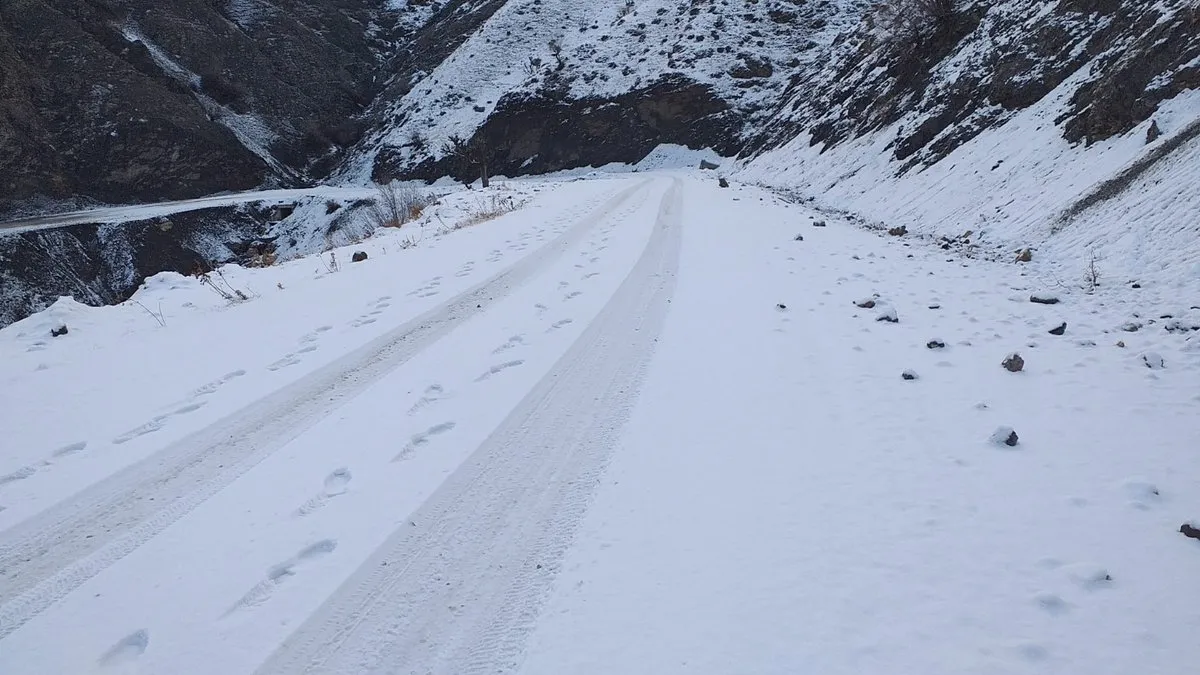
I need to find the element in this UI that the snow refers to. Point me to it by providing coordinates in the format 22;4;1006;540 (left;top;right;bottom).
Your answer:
1;173;1198;674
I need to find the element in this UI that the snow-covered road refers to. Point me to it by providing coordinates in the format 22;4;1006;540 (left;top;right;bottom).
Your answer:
0;186;380;234
0;174;1196;674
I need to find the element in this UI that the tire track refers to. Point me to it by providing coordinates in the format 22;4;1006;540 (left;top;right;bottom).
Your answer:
0;179;654;640
254;178;683;675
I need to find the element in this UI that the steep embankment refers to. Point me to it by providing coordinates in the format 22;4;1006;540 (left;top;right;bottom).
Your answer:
740;0;1200;293
0;0;403;215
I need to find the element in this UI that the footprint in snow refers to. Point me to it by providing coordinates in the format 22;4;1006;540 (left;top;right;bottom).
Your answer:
493;335;526;354
564;291;583;301
547;319;574;333
52;440;88;458
188;369;246;398
393;422;458;462
97;629;149;668
408;384;447;416
475;360;524;382
267;354;302;371
225;540;337;615
295;468;353;517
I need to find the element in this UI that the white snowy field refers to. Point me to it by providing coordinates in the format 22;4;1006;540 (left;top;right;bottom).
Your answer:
0;173;1197;674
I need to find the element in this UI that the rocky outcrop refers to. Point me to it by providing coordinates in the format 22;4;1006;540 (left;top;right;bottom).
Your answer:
0;0;402;215
0;207;270;327
749;0;1200;169
376;75;739;183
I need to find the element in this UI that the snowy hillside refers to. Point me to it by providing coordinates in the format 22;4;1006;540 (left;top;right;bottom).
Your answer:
350;0;866;181
740;0;1200;301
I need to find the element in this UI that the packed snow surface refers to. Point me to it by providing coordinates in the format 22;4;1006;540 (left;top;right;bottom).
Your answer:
0;173;1197;674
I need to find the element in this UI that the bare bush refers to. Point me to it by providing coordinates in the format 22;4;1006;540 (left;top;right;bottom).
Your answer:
1084;249;1102;292
873;0;956;57
443;134;491;188
198;269;249;303
440;194;518;234
368;181;429;229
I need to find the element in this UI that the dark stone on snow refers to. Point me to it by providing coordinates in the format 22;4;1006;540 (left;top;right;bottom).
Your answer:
812;220;826;227
901;369;919;380
699;159;720;170
855;298;876;309
1030;294;1060;305
1016;248;1033;262
718;177;730;188
1002;353;1025;372
351;250;369;263
1049;322;1067;335
776;303;787;311
50;324;68;337
1181;523;1200;540
887;225;908;237
926;339;946;349
794;234;804;241
1147;119;1162;143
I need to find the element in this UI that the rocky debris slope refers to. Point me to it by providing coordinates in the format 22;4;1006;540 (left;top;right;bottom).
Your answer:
0;0;410;215
739;0;1200;296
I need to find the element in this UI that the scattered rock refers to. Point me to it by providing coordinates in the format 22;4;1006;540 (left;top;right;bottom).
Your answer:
1131;282;1142;289
1141;352;1165;369
351;251;369;263
1181;523;1200;540
1030;293;1060;305
812;220;826;227
926;339;946;350
1146;119;1162;143
1116;340;1126;348
793;234;804;241
928;303;941;310
887;225;907;237
1015;248;1033;263
854;297;877;309
50;324;68;337
1048;322;1067;336
1002;353;1025;372
1120;321;1141;332
901;369;919;380
718;177;729;188
990;426;1019;447
775;303;788;311
875;306;899;323
699;159;720;170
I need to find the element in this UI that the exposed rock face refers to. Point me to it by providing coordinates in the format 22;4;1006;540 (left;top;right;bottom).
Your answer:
749;0;1200;170
0;0;402;215
376;75;738;184
0;207;270;327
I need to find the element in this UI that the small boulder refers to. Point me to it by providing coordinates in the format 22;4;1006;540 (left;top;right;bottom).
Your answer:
875;306;899;323
1146;119;1162;143
901;369;919;381
794;234;804;241
351;251;369;263
990;426;1019;447
776;303;788;311
855;297;877;309
1015;248;1033;263
1002;353;1025;372
1141;352;1165;369
50;324;68;337
887;225;907;237
926;339;946;350
1181;522;1200;540
812;220;826;227
718;177;729;188
1048;322;1067;336
1116;340;1126;348
1030;293;1060;305
699;159;720;170
1120;321;1141;332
